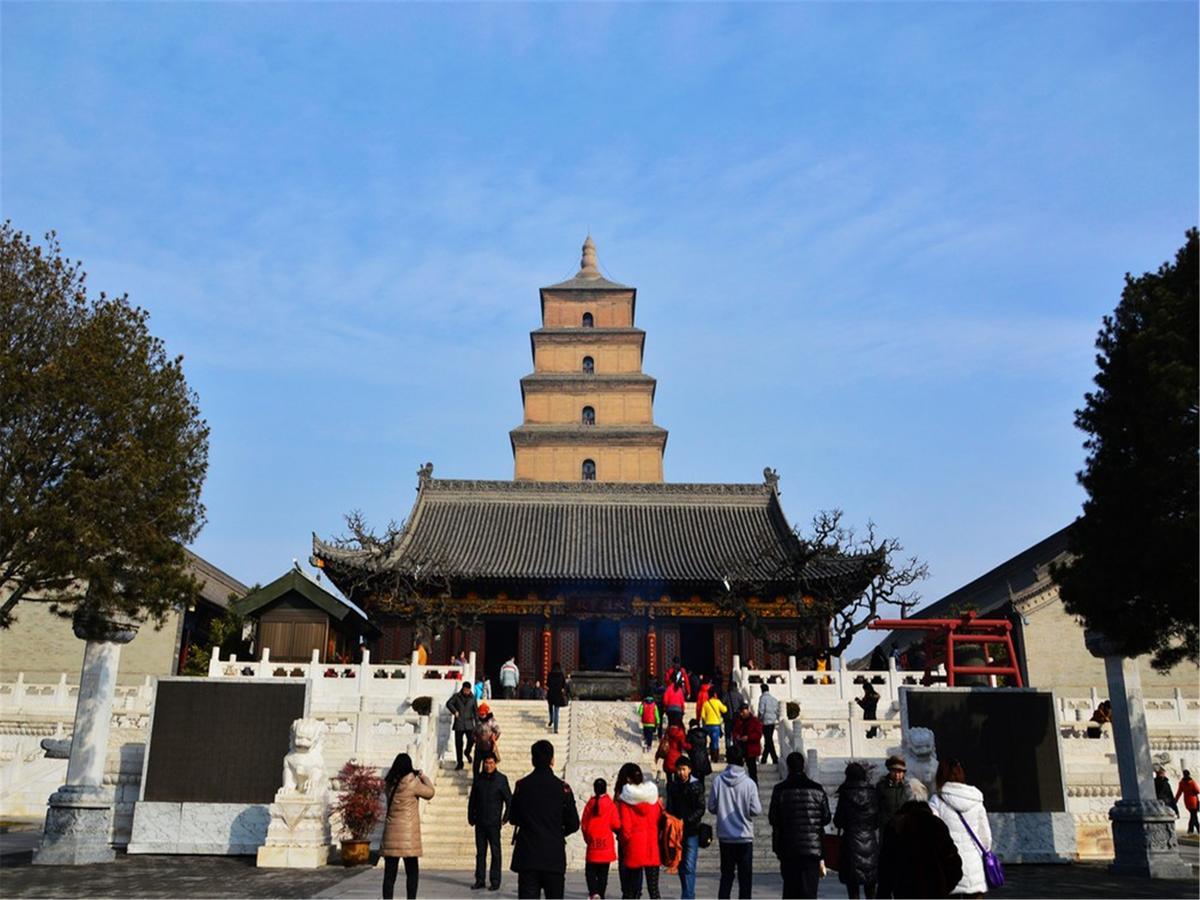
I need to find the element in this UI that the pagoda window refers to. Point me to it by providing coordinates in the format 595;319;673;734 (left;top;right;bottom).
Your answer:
582;312;594;328
582;405;596;425
582;356;594;374
582;459;596;480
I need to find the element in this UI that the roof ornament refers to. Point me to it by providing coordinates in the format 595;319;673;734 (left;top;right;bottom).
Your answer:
417;461;434;485
763;467;780;492
579;234;601;280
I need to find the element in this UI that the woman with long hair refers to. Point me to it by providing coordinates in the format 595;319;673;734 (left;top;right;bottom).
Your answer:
929;758;992;898
379;752;435;899
546;660;567;733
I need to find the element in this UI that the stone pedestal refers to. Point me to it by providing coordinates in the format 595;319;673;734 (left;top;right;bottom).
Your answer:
256;795;331;868
34;611;137;866
1085;631;1191;879
1108;799;1187;878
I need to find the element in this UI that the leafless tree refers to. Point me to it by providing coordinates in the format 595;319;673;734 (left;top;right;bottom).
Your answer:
808;510;928;658
714;509;927;660
325;510;474;644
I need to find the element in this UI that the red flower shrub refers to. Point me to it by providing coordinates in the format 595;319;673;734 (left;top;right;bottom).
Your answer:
332;761;385;840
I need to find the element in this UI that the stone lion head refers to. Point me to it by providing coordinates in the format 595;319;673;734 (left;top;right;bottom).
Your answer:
907;726;935;756
290;718;325;752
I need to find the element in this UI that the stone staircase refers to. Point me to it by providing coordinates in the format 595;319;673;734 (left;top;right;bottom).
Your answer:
420;700;570;869
693;757;785;873
418;700;842;875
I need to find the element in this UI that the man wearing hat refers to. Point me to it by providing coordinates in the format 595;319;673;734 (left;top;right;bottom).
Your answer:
876;755;908;830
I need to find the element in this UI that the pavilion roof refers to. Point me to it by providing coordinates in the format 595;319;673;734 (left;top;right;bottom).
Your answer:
312;473;880;597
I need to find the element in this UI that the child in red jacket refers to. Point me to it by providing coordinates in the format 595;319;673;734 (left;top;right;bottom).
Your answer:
617;768;663;899
581;778;621;899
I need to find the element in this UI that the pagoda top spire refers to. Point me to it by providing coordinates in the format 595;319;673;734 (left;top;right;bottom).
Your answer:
578;234;601;279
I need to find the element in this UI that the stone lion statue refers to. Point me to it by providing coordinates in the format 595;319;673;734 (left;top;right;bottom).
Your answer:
281;718;326;796
902;726;938;795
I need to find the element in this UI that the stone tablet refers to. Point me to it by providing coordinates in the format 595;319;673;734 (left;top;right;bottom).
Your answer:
142;680;307;804
903;687;1066;813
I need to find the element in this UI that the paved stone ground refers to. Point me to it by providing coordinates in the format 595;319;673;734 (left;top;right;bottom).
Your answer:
313;858;1199;899
2;822;1196;899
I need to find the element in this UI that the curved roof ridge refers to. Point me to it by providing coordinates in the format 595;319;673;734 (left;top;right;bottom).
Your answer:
423;477;774;497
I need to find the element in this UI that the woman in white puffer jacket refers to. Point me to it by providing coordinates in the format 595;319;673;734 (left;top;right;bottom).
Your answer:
929;759;992;897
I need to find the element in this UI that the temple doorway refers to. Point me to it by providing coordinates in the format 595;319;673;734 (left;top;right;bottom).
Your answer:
579;620;620;671
679;622;715;681
484;620;518;690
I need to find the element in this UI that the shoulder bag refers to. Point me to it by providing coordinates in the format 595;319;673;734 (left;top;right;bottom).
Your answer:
953;808;1005;889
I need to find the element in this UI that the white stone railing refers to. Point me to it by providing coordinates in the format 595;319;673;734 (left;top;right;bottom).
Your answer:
0;673;155;717
0;666;452;844
732;653;926;710
206;647;476;700
1055;688;1199;728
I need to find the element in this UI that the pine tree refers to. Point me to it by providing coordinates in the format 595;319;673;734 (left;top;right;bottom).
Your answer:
1051;229;1198;670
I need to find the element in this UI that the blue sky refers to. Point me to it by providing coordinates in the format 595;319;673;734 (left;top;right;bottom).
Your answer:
4;2;1196;658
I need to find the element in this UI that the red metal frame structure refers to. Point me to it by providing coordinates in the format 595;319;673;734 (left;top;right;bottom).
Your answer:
868;611;1024;687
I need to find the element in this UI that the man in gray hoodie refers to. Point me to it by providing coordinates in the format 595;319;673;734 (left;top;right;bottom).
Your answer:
707;744;762;899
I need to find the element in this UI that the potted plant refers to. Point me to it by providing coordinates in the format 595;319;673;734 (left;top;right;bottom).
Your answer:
332;760;385;866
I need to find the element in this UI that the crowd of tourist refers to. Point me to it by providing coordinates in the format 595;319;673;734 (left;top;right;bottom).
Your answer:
372;658;1000;900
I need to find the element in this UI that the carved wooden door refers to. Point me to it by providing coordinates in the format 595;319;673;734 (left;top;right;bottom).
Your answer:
517;622;540;682
713;625;735;680
659;625;680;678
619;623;643;678
556;623;579;674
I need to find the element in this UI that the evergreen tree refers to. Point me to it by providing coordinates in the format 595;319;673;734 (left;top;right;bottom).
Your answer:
1051;229;1198;670
0;223;209;627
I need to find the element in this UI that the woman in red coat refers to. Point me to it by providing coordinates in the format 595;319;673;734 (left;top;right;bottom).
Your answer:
1176;769;1200;835
731;704;764;782
663;717;691;778
581;777;621;898
616;768;663;899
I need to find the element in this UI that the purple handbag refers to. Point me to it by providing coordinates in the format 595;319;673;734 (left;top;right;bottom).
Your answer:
955;809;1005;889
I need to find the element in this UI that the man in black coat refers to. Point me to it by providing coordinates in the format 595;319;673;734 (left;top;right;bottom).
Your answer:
876;800;963;898
666;757;706;899
468;752;512;891
768;752;831;899
509;739;580;899
447;683;479;770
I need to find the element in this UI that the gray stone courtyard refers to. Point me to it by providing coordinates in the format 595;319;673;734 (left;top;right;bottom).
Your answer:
3;823;1197;900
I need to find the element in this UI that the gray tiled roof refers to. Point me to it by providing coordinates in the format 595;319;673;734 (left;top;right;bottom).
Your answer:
313;478;877;590
183;548;249;609
541;273;632;291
